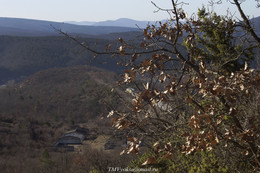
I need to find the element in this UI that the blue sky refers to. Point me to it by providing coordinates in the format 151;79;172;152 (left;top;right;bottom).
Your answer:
0;0;259;22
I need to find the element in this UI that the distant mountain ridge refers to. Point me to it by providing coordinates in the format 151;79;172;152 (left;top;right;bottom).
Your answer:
1;16;259;37
0;17;139;36
65;18;166;28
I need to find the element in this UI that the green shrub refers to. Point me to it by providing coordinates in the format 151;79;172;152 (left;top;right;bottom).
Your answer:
130;150;230;173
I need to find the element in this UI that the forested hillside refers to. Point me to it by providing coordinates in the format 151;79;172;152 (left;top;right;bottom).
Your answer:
0;65;119;122
0;36;126;84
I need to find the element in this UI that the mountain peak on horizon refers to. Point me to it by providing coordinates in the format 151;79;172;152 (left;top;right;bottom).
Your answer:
65;18;166;28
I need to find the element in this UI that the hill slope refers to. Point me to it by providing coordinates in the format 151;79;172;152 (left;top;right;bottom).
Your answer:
0;65;118;121
0;36;129;84
0;65;122;171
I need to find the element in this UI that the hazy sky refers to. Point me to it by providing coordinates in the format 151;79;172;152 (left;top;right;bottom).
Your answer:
0;0;259;22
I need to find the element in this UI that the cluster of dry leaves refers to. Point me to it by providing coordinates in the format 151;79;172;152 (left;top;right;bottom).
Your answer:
106;0;260;170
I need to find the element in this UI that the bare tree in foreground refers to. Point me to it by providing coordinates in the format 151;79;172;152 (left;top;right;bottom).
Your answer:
61;0;260;171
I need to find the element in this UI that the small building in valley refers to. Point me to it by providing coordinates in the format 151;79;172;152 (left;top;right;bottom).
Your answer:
54;136;82;147
53;126;89;152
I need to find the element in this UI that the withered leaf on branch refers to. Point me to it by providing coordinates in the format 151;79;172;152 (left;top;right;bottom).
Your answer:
131;53;138;62
142;157;157;166
105;44;111;51
118;37;124;43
